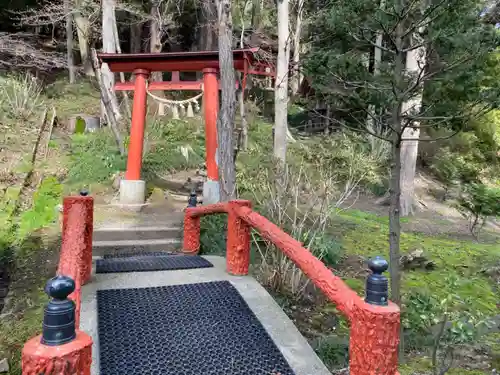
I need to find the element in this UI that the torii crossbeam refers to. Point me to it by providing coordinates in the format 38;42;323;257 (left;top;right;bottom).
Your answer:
98;49;273;207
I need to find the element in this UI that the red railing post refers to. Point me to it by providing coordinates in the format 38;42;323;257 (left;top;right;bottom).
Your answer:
226;200;252;275
349;257;400;375
183;208;201;254
22;332;92;375
348;303;400;375
22;275;92;375
61;192;93;285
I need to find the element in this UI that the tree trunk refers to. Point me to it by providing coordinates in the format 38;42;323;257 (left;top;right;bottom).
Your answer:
91;49;125;155
290;0;304;98
239;83;248;150
251;0;261;29
112;14;131;119
101;0;121;121
399;42;426;217
130;23;143;53
366;0;384;130
74;8;93;76
216;0;237;201
390;16;405;359
65;0;75;84
150;1;164;114
274;0;291;164
238;5;248;150
199;0;218;50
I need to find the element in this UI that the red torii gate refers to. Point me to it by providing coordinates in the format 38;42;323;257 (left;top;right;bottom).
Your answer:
98;49;273;207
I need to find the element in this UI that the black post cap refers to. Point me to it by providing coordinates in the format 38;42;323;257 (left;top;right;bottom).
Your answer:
365;256;389;306
187;191;198;208
79;189;89;196
41;275;77;346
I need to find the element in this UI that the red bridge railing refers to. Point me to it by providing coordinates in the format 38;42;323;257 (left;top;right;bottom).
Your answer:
20;195;399;375
184;199;400;375
22;193;94;375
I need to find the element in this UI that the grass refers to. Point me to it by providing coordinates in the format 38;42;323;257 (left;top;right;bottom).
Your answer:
0;289;48;375
1;76;499;374
399;357;492;375
337;209;499;315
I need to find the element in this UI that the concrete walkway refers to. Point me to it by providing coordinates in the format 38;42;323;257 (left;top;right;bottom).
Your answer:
80;255;331;375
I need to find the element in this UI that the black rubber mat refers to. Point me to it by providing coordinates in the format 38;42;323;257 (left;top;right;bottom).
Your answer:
95;254;213;273
102;251;177;259
97;281;295;375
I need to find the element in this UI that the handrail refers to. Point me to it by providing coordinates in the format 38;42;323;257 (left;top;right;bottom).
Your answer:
21;193;93;375
57;195;94;327
236;204;361;316
184;200;400;375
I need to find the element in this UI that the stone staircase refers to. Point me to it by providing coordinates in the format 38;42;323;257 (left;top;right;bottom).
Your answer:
92;223;183;257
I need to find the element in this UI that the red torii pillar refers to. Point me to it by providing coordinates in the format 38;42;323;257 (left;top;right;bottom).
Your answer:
202;68;220;204
98;49;271;207
121;68;221;205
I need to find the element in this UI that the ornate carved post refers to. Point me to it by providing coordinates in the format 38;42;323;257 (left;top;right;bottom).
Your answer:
183;208;201;254
226;200;252;275
349;257;400;375
61;193;93;285
22;276;92;375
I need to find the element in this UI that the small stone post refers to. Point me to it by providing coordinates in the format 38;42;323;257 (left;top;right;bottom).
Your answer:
226;200;252;275
348;256;400;375
22;276;92;375
187;191;198;208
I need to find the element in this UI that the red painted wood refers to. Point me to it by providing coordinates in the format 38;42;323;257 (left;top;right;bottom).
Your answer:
182;203;227;254
116;81;203;91
59;196;94;328
114;80;240;92
98;49;260;73
182;212;201;254
226;201;252;275
22;331;92;375
183;202;401;375
126;69;149;180
203;68;219;181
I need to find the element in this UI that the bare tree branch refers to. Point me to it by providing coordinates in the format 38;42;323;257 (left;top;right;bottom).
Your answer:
0;32;66;70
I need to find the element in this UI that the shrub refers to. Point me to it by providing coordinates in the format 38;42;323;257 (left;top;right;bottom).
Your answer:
0;73;44;120
249;164;347;299
402;276;494;375
142;118;205;179
457;183;500;238
66;132;126;186
17;176;62;240
313;335;350;370
298;133;386;191
430;147;483;187
199;214;227;255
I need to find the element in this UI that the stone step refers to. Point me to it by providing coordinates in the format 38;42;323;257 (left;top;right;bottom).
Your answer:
92;238;182;257
93;226;182;242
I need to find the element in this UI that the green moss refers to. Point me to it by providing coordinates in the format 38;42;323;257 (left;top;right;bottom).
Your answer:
17;177;62;241
339;212;500;316
0;288;47;375
0;187;21;227
399;357;491;375
337;209;409;225
344;278;364;295
66;132;126;186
